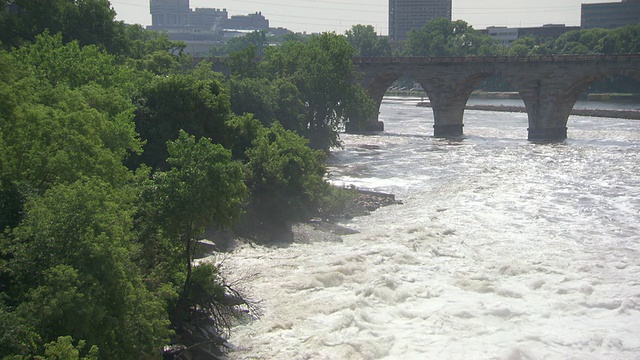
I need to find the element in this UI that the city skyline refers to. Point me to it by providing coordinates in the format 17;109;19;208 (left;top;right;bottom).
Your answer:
111;0;615;35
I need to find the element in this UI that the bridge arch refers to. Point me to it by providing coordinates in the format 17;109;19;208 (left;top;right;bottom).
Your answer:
499;62;640;140
354;59;495;136
414;71;492;137
354;55;640;141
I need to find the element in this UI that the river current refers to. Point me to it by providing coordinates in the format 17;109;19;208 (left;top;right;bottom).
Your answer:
222;97;640;359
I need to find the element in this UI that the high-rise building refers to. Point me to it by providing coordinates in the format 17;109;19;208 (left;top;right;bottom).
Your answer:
581;0;640;29
389;0;452;41
150;0;190;29
148;0;268;32
148;0;273;56
189;8;228;31
226;12;269;31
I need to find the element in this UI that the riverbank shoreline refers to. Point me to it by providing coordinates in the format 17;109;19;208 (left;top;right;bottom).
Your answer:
417;102;640;120
198;188;402;254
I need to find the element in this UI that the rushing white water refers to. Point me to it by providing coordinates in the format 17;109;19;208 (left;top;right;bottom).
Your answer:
221;97;640;359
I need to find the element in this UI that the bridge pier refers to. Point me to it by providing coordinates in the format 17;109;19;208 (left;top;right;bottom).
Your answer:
419;74;487;139
528;127;568;141
514;74;598;142
434;124;464;137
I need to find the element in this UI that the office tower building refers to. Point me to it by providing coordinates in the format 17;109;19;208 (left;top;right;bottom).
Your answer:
581;0;640;29
389;0;452;41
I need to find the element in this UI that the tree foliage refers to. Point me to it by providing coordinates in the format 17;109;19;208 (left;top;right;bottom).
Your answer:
142;131;247;343
404;19;500;56
0;4;370;358
131;63;231;169
4;178;170;359
502;24;640;56
0;0;116;50
345;24;391;57
0;33;140;192
245;122;328;225
260;32;376;149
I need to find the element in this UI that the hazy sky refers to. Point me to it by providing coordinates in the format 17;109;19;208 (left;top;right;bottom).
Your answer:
111;0;608;35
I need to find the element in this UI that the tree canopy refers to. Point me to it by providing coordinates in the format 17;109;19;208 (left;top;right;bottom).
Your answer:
226;32;376;150
345;24;391;57
0;5;355;358
403;19;501;56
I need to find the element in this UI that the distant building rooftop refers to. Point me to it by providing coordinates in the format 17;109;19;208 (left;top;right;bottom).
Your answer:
480;24;580;46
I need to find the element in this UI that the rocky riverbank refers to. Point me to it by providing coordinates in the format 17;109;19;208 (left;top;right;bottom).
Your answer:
199;189;402;253
417;102;640;120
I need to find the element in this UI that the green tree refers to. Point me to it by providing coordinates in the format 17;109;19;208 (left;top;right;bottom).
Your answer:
245;122;327;226
112;23;185;60
227;44;262;78
404;19;500;56
224;113;265;161
261;32;375;149
11;32;133;90
599;24;640;54
270;77;307;134
0;37;141;191
229;76;276;125
131;64;231;170
41;336;98;360
0;0;118;51
345;24;391;57
210;30;268;57
4;179;170;359
148;131;247;324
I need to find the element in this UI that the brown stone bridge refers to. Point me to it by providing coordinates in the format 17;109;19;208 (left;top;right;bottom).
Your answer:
353;55;640;140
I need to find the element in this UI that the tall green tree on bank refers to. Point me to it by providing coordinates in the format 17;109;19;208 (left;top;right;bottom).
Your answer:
145;131;247;323
260;32;376;149
244;123;327;227
225;32;375;150
0;33;169;358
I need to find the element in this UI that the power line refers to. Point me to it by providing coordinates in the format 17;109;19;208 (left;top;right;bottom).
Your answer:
110;0;582;33
111;0;580;14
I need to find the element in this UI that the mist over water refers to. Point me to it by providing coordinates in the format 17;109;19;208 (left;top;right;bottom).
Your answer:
222;97;640;359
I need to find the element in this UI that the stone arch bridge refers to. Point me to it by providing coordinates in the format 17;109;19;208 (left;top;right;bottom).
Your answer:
353;55;640;140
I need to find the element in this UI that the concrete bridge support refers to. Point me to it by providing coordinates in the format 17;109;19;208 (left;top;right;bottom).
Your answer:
506;67;604;141
417;73;488;138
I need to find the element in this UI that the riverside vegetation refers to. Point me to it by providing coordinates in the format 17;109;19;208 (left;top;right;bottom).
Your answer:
1;2;640;359
0;1;375;359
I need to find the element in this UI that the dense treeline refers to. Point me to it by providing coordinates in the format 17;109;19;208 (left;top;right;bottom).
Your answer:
0;1;366;359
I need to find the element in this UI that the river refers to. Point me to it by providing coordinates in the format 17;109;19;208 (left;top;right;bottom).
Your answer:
221;96;640;359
